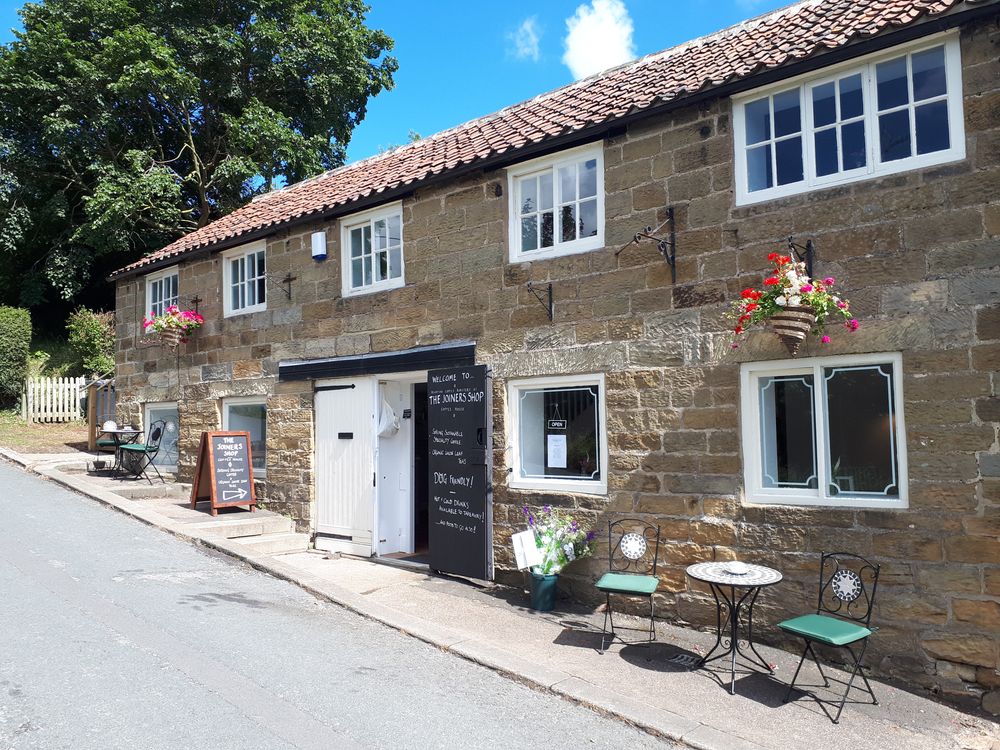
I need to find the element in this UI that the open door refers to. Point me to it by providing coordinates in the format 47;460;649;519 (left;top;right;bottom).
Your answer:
377;381;413;555
315;378;376;556
427;365;493;580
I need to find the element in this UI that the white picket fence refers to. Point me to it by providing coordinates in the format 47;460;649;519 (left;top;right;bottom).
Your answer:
21;376;87;423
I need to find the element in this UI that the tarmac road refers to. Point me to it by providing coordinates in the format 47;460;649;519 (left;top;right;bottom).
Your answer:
0;460;675;749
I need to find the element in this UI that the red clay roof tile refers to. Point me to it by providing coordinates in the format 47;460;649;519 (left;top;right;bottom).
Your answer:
112;0;966;277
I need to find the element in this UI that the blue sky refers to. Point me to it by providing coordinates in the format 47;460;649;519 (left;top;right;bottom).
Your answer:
0;0;790;163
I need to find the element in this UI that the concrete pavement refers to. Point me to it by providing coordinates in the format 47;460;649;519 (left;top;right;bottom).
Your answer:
3;448;998;750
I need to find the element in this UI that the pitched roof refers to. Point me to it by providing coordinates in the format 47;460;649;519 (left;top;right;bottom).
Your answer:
112;0;968;278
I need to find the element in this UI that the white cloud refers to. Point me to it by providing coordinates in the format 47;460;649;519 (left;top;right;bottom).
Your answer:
509;17;541;62
562;0;636;80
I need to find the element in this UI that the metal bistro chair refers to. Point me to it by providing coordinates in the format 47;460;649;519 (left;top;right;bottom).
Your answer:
118;420;166;484
779;552;881;724
595;519;661;653
92;414;118;470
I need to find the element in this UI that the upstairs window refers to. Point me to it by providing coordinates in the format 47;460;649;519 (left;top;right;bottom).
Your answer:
145;268;179;319
740;353;908;509
507;143;604;262
340;202;404;297
734;34;963;205
223;241;266;317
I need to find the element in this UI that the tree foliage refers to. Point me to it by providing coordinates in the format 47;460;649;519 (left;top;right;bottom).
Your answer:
66;307;116;377
0;0;396;311
0;306;31;407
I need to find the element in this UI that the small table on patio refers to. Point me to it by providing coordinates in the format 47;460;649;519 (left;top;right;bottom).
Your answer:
686;561;783;695
98;427;143;477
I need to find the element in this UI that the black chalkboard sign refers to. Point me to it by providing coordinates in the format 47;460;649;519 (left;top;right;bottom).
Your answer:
190;431;258;516
427;365;492;580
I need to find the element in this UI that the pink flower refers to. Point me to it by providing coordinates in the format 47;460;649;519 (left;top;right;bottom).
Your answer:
837;301;847;309
731;343;740;349
801;284;813;293
847;319;860;331
823;277;835;286
821;335;831;344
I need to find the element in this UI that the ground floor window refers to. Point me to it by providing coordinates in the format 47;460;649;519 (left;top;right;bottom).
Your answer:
223;398;267;475
143;402;179;470
507;374;606;495
740;353;907;508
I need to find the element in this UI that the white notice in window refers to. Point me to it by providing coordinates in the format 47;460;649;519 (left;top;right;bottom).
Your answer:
547;434;567;469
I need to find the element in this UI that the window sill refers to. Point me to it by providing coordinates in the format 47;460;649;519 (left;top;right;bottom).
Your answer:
342;277;406;298
510;477;607;496
744;493;907;510
510;235;604;264
223;304;267;319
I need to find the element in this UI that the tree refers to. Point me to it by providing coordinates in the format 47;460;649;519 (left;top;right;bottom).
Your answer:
0;0;397;315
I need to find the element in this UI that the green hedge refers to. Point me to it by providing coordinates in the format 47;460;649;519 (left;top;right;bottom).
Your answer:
0;307;31;408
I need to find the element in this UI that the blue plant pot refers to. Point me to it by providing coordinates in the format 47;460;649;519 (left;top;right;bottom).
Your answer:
529;570;559;612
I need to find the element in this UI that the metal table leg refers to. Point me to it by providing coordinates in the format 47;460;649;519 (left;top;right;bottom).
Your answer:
697;583;774;694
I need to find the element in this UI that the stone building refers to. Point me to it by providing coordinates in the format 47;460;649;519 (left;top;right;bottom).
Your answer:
112;0;1000;712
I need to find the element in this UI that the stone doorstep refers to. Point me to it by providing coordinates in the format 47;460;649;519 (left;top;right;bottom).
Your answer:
231;532;311;556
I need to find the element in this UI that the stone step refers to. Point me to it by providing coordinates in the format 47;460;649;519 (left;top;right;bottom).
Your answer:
189;515;294;539
231;532;311;556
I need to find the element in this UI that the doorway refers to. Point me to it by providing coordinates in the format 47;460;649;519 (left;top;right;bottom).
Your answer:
375;375;430;565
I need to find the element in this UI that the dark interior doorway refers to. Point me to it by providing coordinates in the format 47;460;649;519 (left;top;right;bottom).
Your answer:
413;382;430;553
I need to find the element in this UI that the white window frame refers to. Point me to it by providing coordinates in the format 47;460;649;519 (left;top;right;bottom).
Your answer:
144;267;179;320
507;373;607;495
143;401;179;472
740;352;908;509
222;396;267;477
733;31;964;206
339;201;405;298
506;142;605;263
222;240;267;317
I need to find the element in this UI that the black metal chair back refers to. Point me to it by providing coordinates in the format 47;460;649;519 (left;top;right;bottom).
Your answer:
608;519;660;576
144;419;166;456
816;552;880;626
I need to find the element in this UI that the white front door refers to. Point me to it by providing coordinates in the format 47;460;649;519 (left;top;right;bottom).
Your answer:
377;381;413;555
315;378;376;556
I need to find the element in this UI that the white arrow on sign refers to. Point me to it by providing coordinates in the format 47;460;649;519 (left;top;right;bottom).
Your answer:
222;487;248;501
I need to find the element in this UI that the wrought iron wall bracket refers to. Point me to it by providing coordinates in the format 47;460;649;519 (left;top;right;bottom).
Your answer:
266;273;296;300
787;237;815;279
616;206;677;283
526;281;553;321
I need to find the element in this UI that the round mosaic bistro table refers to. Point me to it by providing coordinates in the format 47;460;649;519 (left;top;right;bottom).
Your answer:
686;561;783;694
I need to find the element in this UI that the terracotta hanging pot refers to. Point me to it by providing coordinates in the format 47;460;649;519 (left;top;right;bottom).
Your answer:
158;327;184;348
770;305;816;356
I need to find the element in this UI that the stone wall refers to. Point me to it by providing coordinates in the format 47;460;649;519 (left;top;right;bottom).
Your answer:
115;18;1000;711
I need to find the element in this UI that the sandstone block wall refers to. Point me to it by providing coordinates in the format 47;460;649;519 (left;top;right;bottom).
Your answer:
115;18;1000;710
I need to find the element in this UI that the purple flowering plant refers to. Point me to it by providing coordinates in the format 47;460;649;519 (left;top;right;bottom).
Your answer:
522;505;595;575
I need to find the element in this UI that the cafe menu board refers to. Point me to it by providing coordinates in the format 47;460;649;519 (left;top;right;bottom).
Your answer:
190;431;257;516
427;365;492;580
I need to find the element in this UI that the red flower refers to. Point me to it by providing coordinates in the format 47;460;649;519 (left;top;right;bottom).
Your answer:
739;314;751;324
779;255;791;264
764;277;779;285
767;252;780;262
745;302;758;311
734;325;744;334
740;288;757;299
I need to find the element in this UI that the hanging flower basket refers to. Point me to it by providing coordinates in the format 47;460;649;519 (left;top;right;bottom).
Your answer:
770;305;817;356
730;250;859;355
157;327;185;348
142;305;204;348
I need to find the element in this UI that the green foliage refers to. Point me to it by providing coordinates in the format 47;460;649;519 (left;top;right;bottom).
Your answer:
0;0;397;307
28;337;82;378
0;306;31;407
66;308;115;377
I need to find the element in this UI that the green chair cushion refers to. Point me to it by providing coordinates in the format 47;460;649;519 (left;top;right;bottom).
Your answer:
778;613;871;646
119;443;150;453
596;572;659;596
96;438;116;447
